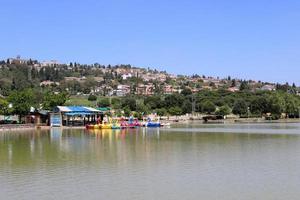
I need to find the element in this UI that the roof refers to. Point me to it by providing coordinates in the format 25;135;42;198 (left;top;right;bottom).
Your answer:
97;107;111;111
55;106;101;115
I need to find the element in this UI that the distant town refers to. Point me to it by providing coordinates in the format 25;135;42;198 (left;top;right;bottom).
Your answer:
1;56;300;124
0;56;298;97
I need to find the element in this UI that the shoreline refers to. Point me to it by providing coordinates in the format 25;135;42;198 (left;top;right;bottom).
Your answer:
1;118;300;132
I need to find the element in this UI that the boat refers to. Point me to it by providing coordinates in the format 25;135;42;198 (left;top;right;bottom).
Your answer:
86;124;101;129
161;122;171;127
111;123;121;129
85;123;112;129
101;123;112;129
144;121;161;127
120;118;141;129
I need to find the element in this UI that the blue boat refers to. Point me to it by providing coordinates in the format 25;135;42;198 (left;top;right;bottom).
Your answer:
145;122;161;127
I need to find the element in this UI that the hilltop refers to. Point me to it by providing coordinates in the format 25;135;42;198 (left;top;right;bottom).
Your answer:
0;56;298;97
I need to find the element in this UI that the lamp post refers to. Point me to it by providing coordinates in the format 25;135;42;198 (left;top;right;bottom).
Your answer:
247;106;250;119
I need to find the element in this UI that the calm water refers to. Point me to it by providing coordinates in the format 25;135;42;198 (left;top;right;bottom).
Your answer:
1;123;300;200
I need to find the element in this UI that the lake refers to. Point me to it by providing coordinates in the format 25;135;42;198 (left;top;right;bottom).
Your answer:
1;123;300;200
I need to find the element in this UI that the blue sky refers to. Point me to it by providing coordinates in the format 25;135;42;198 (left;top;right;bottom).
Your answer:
1;0;300;84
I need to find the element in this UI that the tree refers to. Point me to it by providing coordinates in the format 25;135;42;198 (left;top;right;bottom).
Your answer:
215;105;231;116
267;93;285;116
42;92;68;110
165;94;184;108
0;98;10;115
8;89;35;122
155;108;167;116
231;79;236;87
181;87;192;96
136;102;150;115
98;98;110;107
240;81;250;91
284;94;298;117
121;97;136;111
111;98;121;109
250;96;268;115
181;100;192;114
201;101;216;114
168;106;182;116
232;99;248;116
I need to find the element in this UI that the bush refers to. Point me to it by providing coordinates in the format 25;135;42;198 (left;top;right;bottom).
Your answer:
88;94;97;101
97;98;110;107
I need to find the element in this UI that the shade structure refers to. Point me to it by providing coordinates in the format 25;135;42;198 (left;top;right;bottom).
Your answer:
53;106;102;126
55;106;101;115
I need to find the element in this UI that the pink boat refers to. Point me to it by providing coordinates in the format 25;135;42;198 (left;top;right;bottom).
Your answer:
120;119;141;128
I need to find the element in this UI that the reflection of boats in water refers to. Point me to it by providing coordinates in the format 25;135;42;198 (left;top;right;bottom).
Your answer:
86;115;171;130
86;117;142;130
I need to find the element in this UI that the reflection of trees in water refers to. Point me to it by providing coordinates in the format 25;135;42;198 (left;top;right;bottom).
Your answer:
0;127;298;170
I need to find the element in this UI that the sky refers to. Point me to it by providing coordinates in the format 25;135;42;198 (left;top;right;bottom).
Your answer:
1;0;300;84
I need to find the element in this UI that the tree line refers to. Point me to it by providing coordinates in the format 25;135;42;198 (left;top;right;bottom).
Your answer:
93;88;300;119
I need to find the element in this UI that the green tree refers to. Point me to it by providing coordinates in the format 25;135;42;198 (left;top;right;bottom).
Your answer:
42;92;68;110
181;87;192;96
201;101;216;114
111;98;121;109
155;108;167;116
215;105;231;116
181;100;192;114
240;81;250;91
121;97;136;111
168;106;182;116
284;94;298;117
232;99;248;115
250;96;268;115
0;98;10;115
267;93;285;116
8;89;35;122
165;94;184;108
98;98;110;107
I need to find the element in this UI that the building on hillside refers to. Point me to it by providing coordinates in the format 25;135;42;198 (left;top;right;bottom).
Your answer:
41;60;59;67
136;84;154;96
94;77;104;83
201;86;214;91
40;80;60;87
110;85;131;96
116;85;131;96
122;73;133;80
228;87;240;92
64;76;87;83
164;85;173;94
8;56;28;65
260;84;276;91
191;88;201;93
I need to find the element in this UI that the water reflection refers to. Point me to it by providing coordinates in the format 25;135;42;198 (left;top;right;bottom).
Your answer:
1;124;300;200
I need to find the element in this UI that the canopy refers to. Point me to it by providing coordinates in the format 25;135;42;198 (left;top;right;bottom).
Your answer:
97;107;111;111
55;106;101;116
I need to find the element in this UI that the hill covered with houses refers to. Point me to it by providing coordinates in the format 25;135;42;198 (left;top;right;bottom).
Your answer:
1;56;300;121
0;56;298;97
